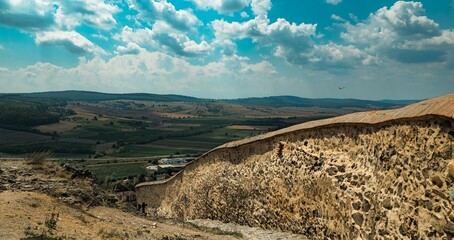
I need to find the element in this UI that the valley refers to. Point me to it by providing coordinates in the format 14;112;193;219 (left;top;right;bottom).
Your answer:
0;91;410;183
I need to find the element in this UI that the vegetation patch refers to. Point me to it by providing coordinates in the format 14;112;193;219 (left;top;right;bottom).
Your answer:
26;150;53;165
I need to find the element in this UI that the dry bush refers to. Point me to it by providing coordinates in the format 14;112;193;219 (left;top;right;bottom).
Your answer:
26;150;53;165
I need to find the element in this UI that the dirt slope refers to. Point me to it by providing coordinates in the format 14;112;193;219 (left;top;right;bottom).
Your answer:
0;161;239;240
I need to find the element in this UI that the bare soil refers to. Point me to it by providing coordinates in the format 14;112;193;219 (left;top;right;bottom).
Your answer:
0;161;239;240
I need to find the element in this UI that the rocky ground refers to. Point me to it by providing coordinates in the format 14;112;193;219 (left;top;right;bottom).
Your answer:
0;160;249;239
0;161;117;208
188;219;306;240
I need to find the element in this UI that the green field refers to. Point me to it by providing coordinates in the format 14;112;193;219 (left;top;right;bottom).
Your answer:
0;91;408;182
84;162;149;182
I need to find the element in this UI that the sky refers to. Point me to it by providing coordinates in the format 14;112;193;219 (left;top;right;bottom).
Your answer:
0;0;453;100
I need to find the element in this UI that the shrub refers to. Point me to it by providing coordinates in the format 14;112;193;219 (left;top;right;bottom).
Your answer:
26;150;53;165
45;211;59;230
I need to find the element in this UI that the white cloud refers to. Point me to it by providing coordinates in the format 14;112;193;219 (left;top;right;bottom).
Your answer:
0;0;121;56
251;0;271;16
213;39;238;56
115;42;143;55
115;22;213;57
0;0;120;31
0;0;55;31
265;18;317;63
0;44;3;50
213;17;321;65
189;0;270;16
190;0;249;15
114;26;153;49
92;33;109;41
341;1;453;64
403;30;454;49
2;50;452;100
35;31;105;55
331;14;346;22
212;15;378;68
55;0;121;30
211;16;269;40
0;51;278;98
127;0;200;31
326;0;342;5
309;43;377;68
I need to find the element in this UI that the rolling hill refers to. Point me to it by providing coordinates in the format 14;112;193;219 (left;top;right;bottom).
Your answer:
16;90;416;109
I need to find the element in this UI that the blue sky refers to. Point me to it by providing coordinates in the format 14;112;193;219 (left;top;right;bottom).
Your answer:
0;0;453;100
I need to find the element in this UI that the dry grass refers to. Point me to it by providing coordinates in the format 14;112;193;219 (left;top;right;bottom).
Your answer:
26;150;53;165
227;125;271;130
0;191;239;240
34;121;79;133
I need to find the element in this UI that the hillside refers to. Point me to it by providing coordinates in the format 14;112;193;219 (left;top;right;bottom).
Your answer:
136;94;454;239
0;160;245;240
21;91;200;103
18;90;411;109
226;96;415;109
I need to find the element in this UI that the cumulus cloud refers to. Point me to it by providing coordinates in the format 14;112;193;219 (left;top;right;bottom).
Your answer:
115;42;143;55
55;0;120;30
309;43;377;68
251;0;271;16
0;51;278;98
35;31;105;55
0;0;120;56
326;0;342;5
114;26;153;46
211;16;270;40
153;33;212;57
341;1;452;64
127;0;200;31
190;0;270;16
0;0;55;31
3;49;451;100
190;0;249;15
214;39;238;56
212;15;376;68
115;22;213;57
0;0;120;31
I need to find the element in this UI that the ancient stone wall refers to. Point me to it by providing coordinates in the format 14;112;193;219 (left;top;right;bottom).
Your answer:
137;116;454;238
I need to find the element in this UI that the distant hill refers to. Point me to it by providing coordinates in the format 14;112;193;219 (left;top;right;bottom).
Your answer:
379;99;420;105
15;91;417;109
226;96;413;109
21;91;200;103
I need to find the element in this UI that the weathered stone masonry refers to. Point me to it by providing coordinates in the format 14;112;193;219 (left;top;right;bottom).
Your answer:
137;95;454;239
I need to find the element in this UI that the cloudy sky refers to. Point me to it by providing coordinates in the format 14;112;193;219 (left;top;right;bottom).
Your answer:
0;0;453;100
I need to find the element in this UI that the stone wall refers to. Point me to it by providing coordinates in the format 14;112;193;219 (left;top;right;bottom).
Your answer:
137;116;454;238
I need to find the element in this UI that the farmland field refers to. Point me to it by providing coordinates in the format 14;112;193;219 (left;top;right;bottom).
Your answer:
0;91;410;182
